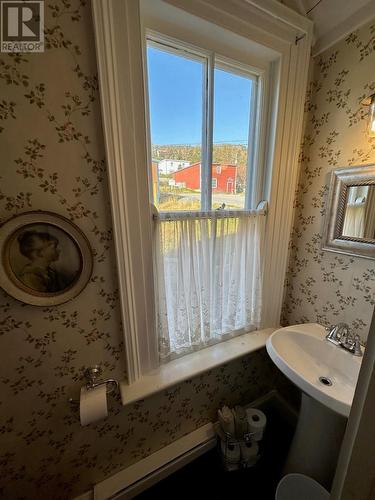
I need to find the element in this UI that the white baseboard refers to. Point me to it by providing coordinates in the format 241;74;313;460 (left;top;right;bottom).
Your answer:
74;390;295;500
94;422;215;500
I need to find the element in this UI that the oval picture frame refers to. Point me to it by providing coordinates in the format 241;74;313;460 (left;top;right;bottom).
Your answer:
0;211;93;306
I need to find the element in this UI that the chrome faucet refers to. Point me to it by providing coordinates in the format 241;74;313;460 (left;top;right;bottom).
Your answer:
325;323;363;356
326;322;349;345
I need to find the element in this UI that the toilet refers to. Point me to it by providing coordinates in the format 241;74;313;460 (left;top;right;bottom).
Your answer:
276;473;330;500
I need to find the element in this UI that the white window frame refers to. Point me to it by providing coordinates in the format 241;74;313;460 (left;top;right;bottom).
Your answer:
147;33;213;211
92;0;312;391
211;178;217;189
146;32;263;212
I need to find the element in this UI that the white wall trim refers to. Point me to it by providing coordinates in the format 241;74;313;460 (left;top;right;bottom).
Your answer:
245;0;311;33
312;2;375;57
165;0;303;48
262;32;312;326
91;0;313;384
120;328;275;406
92;0;158;382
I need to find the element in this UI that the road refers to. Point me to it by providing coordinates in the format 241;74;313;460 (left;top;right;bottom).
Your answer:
175;192;245;208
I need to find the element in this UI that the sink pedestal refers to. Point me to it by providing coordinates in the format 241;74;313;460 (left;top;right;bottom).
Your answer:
284;393;347;490
266;324;361;490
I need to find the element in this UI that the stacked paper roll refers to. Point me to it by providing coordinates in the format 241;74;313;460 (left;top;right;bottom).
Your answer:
246;408;267;441
241;441;259;466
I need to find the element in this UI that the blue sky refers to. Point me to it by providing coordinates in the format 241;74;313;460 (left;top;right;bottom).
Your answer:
147;46;252;146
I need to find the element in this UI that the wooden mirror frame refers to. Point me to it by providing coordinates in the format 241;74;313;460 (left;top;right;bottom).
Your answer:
322;164;375;261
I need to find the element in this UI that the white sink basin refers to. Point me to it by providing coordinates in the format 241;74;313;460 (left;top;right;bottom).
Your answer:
266;323;362;417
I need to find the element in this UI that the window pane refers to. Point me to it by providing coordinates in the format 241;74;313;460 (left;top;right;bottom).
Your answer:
147;43;205;211
212;66;253;209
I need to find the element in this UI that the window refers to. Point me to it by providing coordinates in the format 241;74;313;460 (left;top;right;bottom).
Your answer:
147;40;204;211
92;0;312;387
147;36;260;212
146;35;267;362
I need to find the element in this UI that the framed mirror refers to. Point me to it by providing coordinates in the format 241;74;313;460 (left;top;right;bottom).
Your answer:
322;164;375;260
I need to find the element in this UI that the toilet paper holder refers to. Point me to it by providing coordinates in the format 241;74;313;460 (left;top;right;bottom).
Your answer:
68;365;119;407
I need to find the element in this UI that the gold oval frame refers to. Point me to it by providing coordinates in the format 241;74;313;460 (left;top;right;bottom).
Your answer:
0;211;93;306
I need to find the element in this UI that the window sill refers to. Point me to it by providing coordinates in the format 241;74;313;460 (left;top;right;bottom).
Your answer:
120;327;277;406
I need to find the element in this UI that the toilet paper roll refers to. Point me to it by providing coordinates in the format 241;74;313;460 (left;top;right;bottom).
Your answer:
246;408;266;441
80;384;108;426
240;440;259;466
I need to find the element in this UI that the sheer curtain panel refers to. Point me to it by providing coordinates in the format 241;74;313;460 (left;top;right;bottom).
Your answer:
155;212;266;362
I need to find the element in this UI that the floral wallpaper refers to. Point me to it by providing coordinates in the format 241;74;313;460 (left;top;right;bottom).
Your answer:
1;1;374;498
0;2;284;499
282;20;375;341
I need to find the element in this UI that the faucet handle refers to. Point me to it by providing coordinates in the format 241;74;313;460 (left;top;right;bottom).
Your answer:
339;323;350;340
326;324;340;345
326;322;350;345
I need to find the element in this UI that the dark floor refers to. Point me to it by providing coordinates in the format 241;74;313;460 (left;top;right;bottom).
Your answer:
135;400;296;500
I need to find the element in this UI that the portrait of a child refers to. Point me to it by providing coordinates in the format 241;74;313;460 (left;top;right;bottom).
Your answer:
17;231;68;293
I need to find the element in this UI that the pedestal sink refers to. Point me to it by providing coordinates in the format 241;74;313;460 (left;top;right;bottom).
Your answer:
266;323;362;490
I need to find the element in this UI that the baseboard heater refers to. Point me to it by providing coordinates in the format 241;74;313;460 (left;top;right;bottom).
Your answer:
94;421;216;500
75;390;295;500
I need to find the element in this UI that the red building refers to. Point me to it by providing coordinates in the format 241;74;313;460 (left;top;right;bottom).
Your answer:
172;163;237;193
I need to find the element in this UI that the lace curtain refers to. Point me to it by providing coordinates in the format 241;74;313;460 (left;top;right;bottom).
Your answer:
342;205;366;238
154;212;266;362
